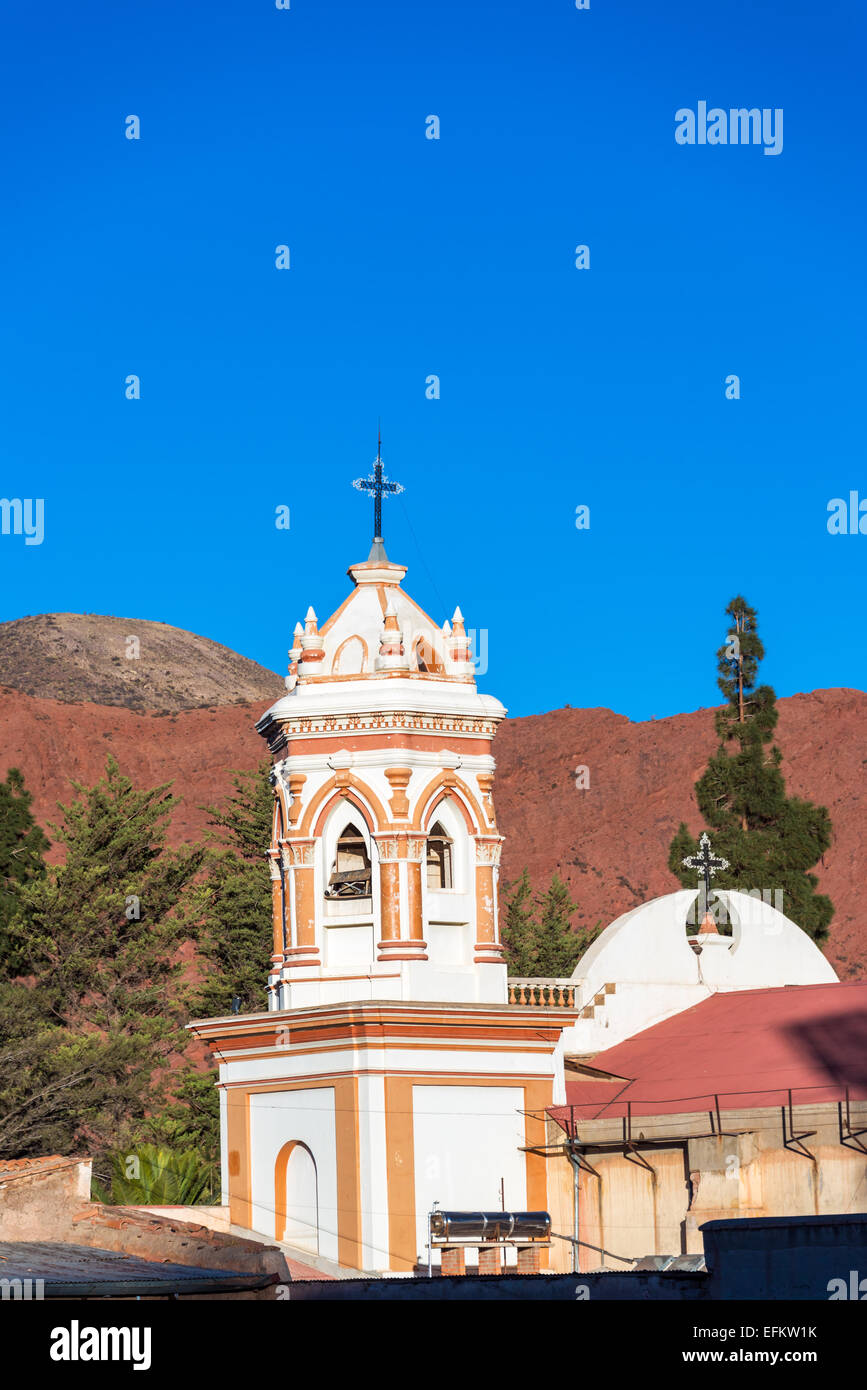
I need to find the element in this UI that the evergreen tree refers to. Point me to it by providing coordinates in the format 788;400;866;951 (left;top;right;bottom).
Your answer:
501;868;537;975
152;764;275;1172
142;1068;220;1164
5;757;203;1155
502;870;596;977
0;979;123;1158
535;874;586;977
0;767;50;977
192;762;273;1016
669;596;833;943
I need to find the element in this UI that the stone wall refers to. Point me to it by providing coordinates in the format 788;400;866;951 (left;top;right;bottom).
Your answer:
545;1103;867;1273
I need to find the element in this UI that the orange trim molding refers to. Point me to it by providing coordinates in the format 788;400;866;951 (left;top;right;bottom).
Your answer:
413;772;486;834
303;776;389;837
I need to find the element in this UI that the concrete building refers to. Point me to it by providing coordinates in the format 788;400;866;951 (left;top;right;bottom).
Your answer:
545;981;867;1273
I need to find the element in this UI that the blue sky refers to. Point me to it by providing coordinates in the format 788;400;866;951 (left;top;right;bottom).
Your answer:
0;0;864;720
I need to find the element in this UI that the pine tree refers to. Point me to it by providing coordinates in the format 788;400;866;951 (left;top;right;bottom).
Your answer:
143;1068;220;1163
501;868;538;975
192;762;274;1016
669;596;833;943
5;756;203;1155
0;767;50;977
535;874;586;977
0;979;141;1159
14;756;201;1029
501;870;596;977
152;763;275;1173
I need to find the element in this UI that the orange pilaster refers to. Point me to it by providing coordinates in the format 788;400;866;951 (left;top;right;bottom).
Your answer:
378;859;401;952
407;857;424;941
282;840;320;967
474;837;506;964
269;863;284;961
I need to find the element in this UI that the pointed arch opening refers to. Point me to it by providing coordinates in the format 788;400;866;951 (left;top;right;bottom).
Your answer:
325;821;372;899
426;819;454;891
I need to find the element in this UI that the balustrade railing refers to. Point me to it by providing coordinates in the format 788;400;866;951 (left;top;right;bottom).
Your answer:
507;978;578;1007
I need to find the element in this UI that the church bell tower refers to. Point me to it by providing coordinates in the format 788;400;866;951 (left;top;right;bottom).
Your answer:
256;444;508;1009
189;444;572;1274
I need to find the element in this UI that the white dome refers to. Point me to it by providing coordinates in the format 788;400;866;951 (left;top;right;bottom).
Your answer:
572;888;837;994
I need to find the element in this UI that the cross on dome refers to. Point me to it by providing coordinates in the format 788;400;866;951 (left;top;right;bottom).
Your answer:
682;832;730;902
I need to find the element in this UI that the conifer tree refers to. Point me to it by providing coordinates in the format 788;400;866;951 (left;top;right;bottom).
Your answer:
669;596;833;943
143;1068;220;1164
4;757;203;1154
535;874;586;977
0;980;131;1159
501;868;537;975
14;756;201;1028
501;870;594;976
0;767;49;977
192;762;274;1016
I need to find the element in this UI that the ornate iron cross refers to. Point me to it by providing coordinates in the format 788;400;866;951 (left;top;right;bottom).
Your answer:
352;433;404;540
682;832;729;902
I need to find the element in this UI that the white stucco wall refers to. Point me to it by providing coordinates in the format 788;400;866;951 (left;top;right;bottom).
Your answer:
248;1087;339;1261
358;1074;390;1270
412;1085;527;1268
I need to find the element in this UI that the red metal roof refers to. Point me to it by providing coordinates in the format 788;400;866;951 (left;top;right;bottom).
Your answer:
550;982;867;1130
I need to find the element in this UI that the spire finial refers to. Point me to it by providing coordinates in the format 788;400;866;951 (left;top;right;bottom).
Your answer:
353;429;404;549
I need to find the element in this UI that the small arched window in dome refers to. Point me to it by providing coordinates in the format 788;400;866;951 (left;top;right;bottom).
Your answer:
414;636;444;674
332;635;367;676
426;821;454;891
325;823;371;898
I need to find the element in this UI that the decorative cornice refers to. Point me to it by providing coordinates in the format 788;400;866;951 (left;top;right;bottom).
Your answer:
276;712;499;738
188;999;579;1044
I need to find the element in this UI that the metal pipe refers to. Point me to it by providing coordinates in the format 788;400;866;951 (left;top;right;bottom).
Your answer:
428;1201;438;1277
567;1146;581;1274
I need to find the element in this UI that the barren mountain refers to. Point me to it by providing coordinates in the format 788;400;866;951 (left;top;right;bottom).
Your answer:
493;689;867;983
0;620;863;981
0;614;284;712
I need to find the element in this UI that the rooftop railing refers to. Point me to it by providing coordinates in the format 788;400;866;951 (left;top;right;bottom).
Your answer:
507;979;578;1008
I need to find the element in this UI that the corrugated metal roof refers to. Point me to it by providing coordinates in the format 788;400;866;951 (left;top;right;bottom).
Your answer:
0;1242;279;1297
551;982;867;1124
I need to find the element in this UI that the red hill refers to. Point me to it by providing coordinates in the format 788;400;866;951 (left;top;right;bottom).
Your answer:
0;672;862;981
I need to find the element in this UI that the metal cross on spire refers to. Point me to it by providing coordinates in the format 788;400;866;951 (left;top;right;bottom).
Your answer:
682;832;729;903
352;430;404;542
